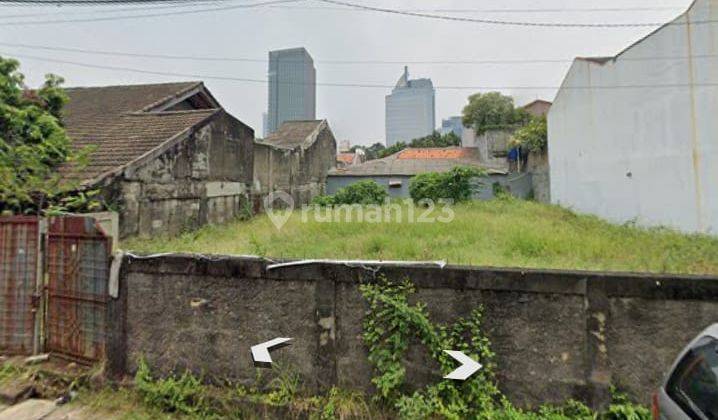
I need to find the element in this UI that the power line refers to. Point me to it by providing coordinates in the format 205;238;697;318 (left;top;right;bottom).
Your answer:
0;0;228;4
264;5;686;14
0;0;224;17
0;3;686;17
0;0;698;28
316;0;699;28
3;41;718;66
0;0;302;24
5;51;718;91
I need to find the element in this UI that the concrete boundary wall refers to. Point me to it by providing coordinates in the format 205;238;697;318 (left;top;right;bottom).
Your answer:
111;254;718;408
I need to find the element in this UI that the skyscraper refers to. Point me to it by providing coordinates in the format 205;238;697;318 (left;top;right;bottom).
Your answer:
267;47;316;135
385;67;435;147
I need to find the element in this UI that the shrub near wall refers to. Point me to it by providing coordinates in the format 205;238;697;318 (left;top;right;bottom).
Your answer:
409;166;485;204
312;180;388;206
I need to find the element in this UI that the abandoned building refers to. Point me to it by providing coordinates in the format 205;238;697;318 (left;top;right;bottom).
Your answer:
336;149;366;169
327;147;531;199
549;0;717;233
62;81;254;238
253;120;337;207
522;99;552;118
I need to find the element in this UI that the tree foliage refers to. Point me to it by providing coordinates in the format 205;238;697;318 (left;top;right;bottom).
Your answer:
0;56;95;215
512;116;548;152
351;142;386;161
462;92;530;135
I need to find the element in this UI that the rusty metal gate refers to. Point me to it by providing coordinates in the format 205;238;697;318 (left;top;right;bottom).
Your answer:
0;217;41;355
44;216;111;363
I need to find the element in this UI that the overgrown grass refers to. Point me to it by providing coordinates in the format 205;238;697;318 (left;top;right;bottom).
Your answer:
124;199;718;275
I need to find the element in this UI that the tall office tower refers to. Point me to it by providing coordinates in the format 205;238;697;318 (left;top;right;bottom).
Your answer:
267;47;316;135
262;112;269;138
385;66;435;147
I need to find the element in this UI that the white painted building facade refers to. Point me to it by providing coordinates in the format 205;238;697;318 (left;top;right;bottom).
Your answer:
549;0;718;234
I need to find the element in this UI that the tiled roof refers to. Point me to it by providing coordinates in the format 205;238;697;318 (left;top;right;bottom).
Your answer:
337;153;355;164
262;120;325;149
329;147;507;176
397;148;473;160
60;82;219;184
63;81;201;123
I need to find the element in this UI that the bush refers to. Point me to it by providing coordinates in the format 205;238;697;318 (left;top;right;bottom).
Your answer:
313;180;388;206
409;166;485;204
513;116;547;152
134;358;211;417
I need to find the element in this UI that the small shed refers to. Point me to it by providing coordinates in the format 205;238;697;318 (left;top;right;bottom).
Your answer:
327;147;531;200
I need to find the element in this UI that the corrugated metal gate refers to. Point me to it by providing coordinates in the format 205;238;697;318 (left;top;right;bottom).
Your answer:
45;216;111;363
0;215;111;363
0;217;41;355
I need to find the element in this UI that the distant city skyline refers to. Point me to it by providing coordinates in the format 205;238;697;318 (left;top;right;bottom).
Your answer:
0;0;690;145
267;47;316;135
440;116;464;138
385;66;435;146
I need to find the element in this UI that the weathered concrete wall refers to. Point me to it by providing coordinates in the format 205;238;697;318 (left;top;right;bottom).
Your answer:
527;151;550;203
461;128;513;168
549;0;718;233
253;126;336;208
113;111;254;238
326;173;532;200
112;254;718;408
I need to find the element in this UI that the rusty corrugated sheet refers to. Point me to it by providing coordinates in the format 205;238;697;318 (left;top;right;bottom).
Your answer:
0;216;39;354
45;216;111;363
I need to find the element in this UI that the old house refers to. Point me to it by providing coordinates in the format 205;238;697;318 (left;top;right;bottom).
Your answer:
253;120;337;207
522;99;552;118
327;147;531;199
549;0;718;233
62;81;254;238
336;149;366;169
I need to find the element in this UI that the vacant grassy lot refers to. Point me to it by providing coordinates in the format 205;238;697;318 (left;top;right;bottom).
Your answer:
125;199;718;275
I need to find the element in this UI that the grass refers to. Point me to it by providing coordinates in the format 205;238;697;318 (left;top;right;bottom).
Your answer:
124;199;718;275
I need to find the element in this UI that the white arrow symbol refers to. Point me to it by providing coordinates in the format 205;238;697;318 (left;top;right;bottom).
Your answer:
443;350;482;381
251;337;292;365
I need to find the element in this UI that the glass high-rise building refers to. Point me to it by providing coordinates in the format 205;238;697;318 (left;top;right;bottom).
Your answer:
385;67;435;147
267;47;316;135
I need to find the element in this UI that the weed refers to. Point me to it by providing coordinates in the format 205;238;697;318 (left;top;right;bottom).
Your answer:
124;200;718;275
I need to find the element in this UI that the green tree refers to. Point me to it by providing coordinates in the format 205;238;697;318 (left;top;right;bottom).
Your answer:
350;142;386;161
0;56;94;215
377;131;462;159
462;92;530;135
512;116;548;152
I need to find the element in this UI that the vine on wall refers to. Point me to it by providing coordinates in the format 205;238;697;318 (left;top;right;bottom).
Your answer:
359;276;651;419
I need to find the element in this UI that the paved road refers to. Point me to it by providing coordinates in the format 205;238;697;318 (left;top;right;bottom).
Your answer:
0;399;99;420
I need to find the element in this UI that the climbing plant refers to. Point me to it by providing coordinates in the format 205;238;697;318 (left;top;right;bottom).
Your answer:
359;276;651;419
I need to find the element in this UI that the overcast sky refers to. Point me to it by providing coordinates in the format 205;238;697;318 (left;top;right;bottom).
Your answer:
0;0;692;145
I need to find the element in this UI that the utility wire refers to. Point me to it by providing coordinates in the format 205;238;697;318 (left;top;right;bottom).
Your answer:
3;41;718;66
0;0;231;4
0;0;225;17
0;0;697;28
0;3;686;16
5;51;718;91
263;5;686;14
316;0;700;28
0;0;301;24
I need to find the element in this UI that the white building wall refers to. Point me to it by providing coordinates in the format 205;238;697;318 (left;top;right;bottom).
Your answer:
549;0;718;234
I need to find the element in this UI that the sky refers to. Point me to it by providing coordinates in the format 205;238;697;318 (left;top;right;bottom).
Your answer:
0;0;692;145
